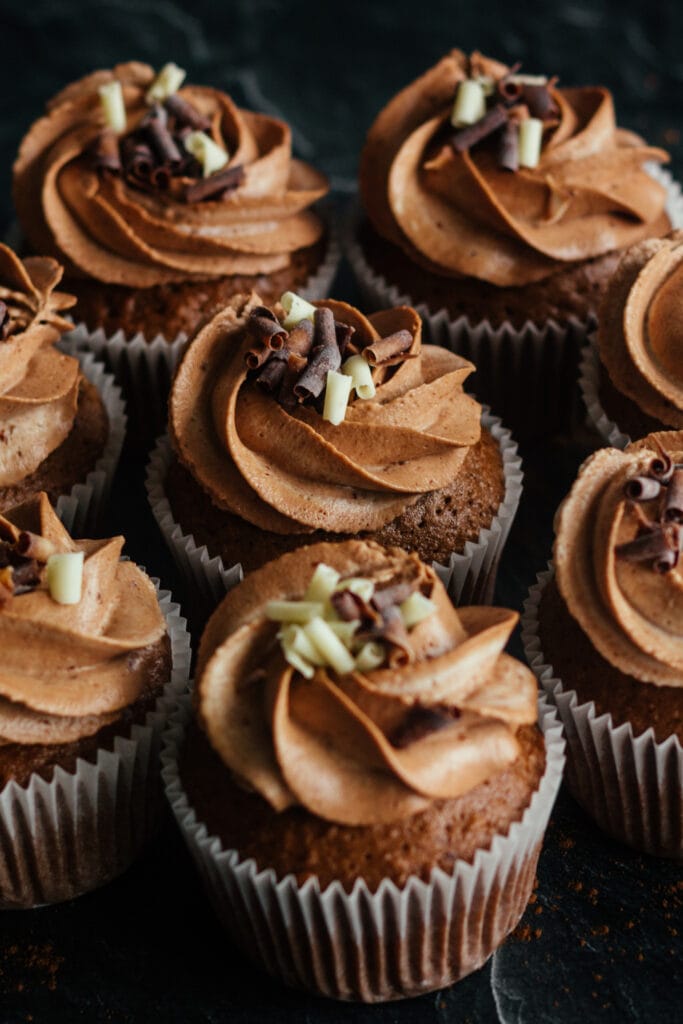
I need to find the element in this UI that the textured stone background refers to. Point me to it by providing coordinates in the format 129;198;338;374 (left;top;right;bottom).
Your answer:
0;1;681;1020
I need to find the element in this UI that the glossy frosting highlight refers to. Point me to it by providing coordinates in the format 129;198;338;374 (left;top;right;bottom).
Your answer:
197;541;537;825
360;50;670;287
13;62;329;287
170;294;483;535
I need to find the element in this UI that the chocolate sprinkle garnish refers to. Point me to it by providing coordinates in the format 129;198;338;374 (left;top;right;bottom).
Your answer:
450;103;509;153
293;308;341;402
163;93;212;132
390;705;461;749
363;330;413;367
184;165;245;204
0;301;10;341
498;120;519;172
664;468;683;523
624;476;662;502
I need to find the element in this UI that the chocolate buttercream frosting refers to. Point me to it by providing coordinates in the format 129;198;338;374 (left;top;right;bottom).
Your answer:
0;493;167;747
360;50;670;287
13;62;329;287
196;541;537;825
169;293;483;535
598;231;683;428
0;244;81;488
555;430;683;686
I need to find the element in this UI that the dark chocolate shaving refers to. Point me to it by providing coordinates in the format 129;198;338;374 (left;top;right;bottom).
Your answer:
121;137;155;181
363;330;413;367
163;93;212;132
184;165;245;203
247;309;287;351
150;165;171;189
372;581;416;612
0;301;9;341
450;104;509;153
334;321;355;359
331;589;365;622
648;441;674;483
494;61;523;103
256;353;287;393
390;705;461;749
286;319;314;359
498;120;519;172
616;524;679;568
144;105;183;166
293;308;341;402
89;129;122;173
278;352;308;410
664;469;683;523
521;83;558;120
624;476;662;502
11;559;41;595
378;605;412;665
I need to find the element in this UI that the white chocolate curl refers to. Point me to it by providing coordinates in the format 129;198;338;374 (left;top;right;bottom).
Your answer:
335;577;375;602
518;117;544;169
304;563;340;602
46;551;84;605
451;80;486;127
146;62;187;104
323;370;352;426
279;291;317;330
400;591;437;628
183;131;229;178
342;354;376;400
98;81;127;134
304;617;356;675
355;641;386;672
265;600;324;623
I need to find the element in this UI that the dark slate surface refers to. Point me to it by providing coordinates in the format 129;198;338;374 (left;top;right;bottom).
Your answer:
0;1;682;1020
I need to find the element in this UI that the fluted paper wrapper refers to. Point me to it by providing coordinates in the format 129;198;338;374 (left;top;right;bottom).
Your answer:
161;694;564;1002
346;167;683;437
0;587;192;909
522;566;683;858
145;408;523;615
578;337;632;450
53;345;127;536
63;211;341;441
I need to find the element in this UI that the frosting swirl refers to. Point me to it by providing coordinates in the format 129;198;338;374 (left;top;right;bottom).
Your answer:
360;50;670;287
0;244;80;487
170;293;482;534
13;62;329;287
0;493;167;745
555;430;683;687
197;540;537;825
598;231;683;427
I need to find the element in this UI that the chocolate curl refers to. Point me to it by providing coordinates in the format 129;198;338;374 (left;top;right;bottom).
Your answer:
293;308;341;402
150;165;171;189
89;128;122;173
334;320;355;359
498;120;519;172
363;330;413;367
278;352;308;410
380;606;413;667
184;165;245;203
390;705;461;749
664;469;683;523
16;531;56;562
285;319;314;359
616;524;679;573
624;476;662;502
0;301;9;341
245;345;274;371
649;440;674;483
372;581;416;612
164;93;212;132
522;83;558;120
495;61;523;102
331;589;365;622
121;137;155;181
256;354;287;393
450;103;509;153
247;309;287;351
144;105;183;166
10;558;41;595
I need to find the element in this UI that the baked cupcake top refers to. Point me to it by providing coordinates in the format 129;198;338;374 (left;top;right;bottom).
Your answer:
360;50;670;287
598;231;683;428
555;430;683;686
169;292;482;534
0;244;81;489
197;540;537;825
13;61;329;287
0;492;167;748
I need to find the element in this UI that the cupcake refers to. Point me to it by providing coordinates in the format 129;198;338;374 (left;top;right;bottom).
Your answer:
581;230;683;448
151;291;522;608
163;540;564;1001
0;491;191;907
0;242;124;529
351;49;676;431
523;431;683;856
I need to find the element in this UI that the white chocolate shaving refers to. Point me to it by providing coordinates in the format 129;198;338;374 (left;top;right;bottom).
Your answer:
342;354;376;400
265;600;324;623
323;370;352;426
304;563;340;603
450;80;486;128
355;642;386;672
98;81;127;134
146;62;187;104
335;577;374;602
518;117;544;168
46;552;84;606
304;617;355;675
183;130;229;178
279;291;317;330
400;591;437;628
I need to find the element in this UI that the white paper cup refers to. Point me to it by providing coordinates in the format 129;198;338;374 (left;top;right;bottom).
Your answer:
145;408;523;614
63;209;342;441
579;335;639;450
345;167;683;437
522;566;683;858
53;344;127;536
0;583;191;909
161;691;564;1002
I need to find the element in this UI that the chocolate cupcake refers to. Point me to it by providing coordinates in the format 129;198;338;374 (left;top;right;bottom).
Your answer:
163;540;564;1001
523;431;683;856
0;492;191;907
0;243;124;530
149;291;522;609
580;231;683;447
13;61;339;435
350;49;678;432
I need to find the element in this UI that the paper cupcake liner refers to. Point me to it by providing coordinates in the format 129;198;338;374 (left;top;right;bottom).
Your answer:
345;166;683;437
0;584;192;909
53;345;127;536
161;691;564;1002
522;566;683;858
578;335;633;450
63;208;341;441
145;408;523;615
